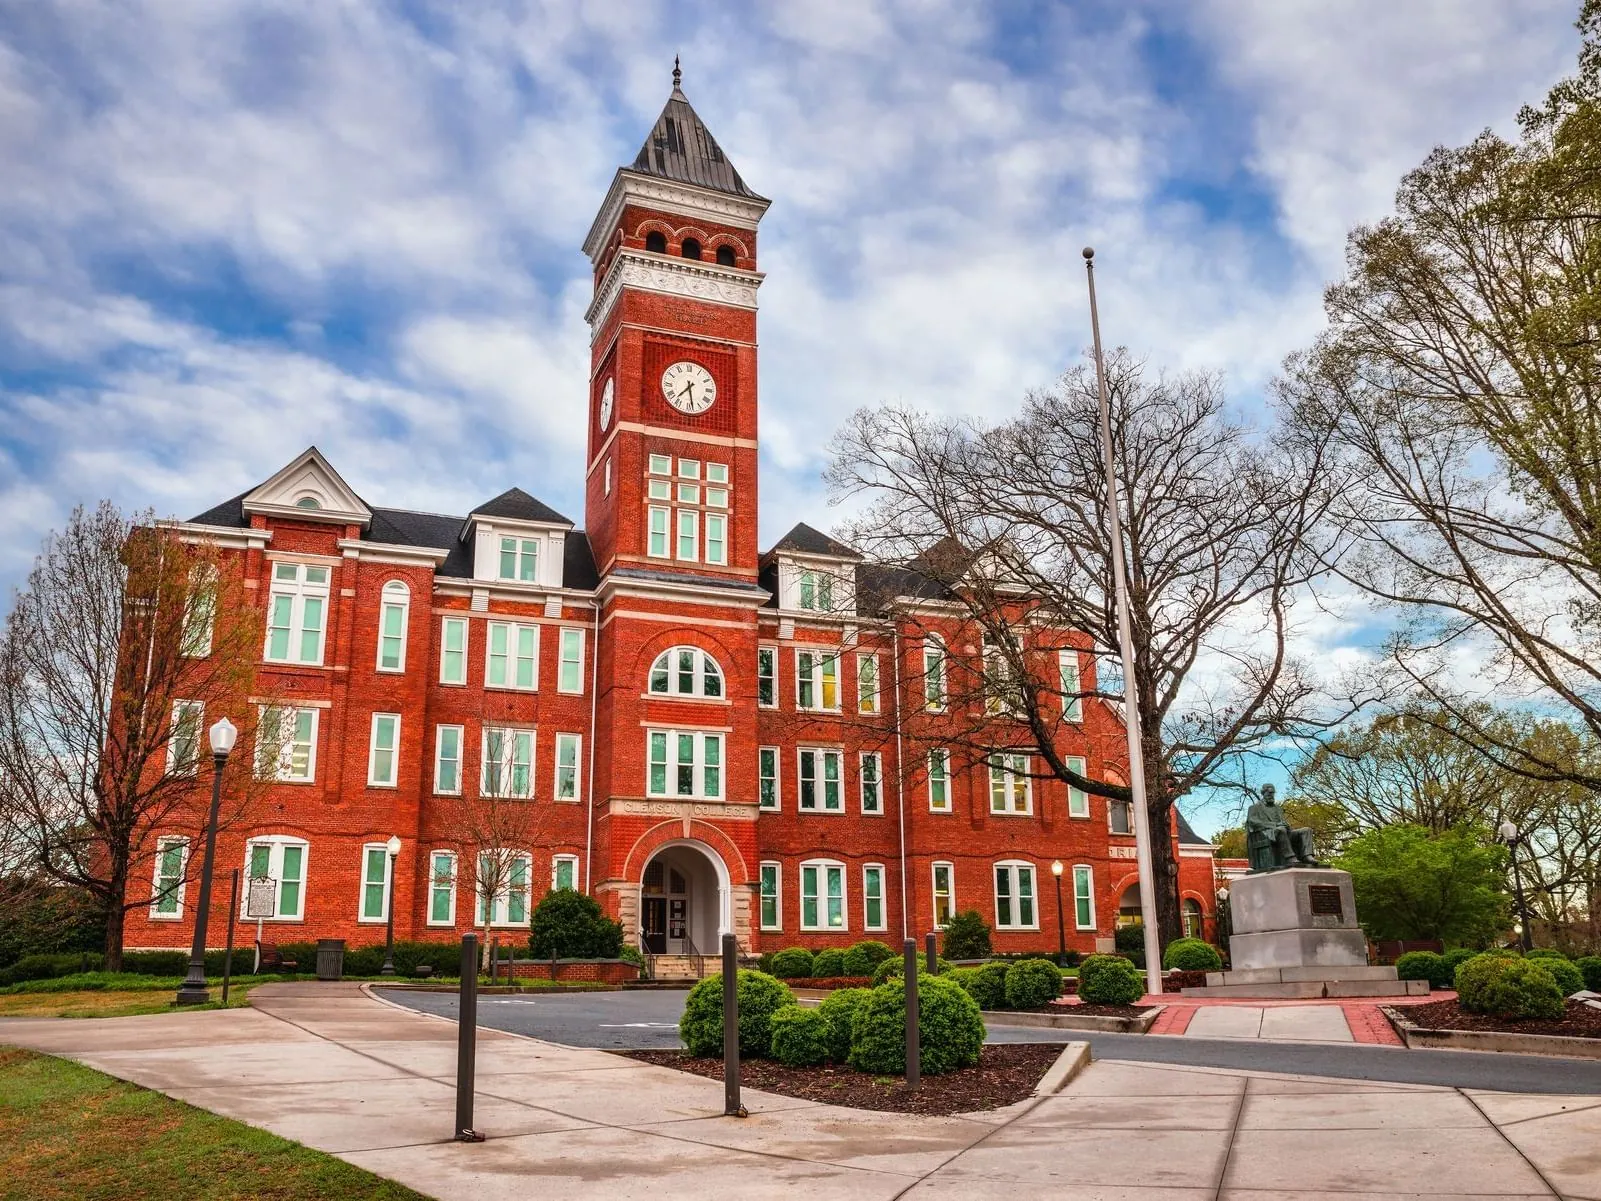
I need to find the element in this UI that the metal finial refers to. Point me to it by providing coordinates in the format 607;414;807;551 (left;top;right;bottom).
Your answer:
1082;246;1095;260
673;56;682;90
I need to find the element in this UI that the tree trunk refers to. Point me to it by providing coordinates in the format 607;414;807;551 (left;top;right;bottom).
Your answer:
103;897;126;973
1146;799;1182;946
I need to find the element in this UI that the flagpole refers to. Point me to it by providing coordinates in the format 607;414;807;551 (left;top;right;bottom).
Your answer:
1083;247;1164;999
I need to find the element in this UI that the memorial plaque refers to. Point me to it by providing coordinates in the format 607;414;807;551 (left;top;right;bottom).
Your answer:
246;877;277;919
1307;885;1344;918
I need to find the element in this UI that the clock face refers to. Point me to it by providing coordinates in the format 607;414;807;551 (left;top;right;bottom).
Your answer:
661;360;717;414
598;377;614;430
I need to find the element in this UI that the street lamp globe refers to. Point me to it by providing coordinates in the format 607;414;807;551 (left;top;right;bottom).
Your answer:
386;834;402;857
1498;819;1519;844
1051;860;1064;877
208;716;238;757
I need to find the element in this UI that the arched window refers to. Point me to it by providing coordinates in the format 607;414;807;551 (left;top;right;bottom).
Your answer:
377;580;409;672
645;231;667;253
1183;897;1204;940
680;237;702;261
715;245;736;267
648;646;724;698
294;496;321;509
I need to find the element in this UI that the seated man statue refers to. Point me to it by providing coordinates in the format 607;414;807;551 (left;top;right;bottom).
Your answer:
1245;784;1323;873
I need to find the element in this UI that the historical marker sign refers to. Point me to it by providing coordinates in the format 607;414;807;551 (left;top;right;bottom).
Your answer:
246;877;277;919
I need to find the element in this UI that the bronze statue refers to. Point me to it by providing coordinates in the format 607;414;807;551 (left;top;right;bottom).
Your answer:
1245;784;1323;873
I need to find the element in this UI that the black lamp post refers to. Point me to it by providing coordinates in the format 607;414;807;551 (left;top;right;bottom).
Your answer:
1051;860;1066;962
175;716;239;1005
381;835;402;976
1498;819;1535;953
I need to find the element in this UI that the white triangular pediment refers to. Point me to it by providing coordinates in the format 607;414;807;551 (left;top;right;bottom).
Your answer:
242;447;371;528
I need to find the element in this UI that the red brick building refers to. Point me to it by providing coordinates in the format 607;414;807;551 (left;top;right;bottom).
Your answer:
128;76;1219;967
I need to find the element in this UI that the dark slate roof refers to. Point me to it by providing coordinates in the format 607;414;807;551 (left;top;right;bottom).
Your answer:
771;522;862;561
853;561;953;613
630;75;764;200
608;565;769;595
470;487;571;526
189;492;249;528
1175;810;1210;846
563;533;599;591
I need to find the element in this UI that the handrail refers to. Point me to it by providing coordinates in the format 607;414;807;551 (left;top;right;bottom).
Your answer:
682;931;705;979
637;927;656;982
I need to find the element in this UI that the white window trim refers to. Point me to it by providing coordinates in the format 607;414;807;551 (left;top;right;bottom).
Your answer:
676;509;699;562
1059;650;1084;722
553;732;582;802
758;746;780;811
927;748;951;812
862;862;887;932
994;859;1040;931
1108;798;1133;836
1066;755;1090;819
358;842;394;924
757;644;778;708
1072;863;1096;931
484;621;540;691
794;648;841;713
704;512;728;566
859;751;883;815
481;727;536;799
856;652;880;714
796;746;844;813
426;850;458;927
645;729;725;800
148;836;189;920
988;752;1033;816
241;837;310;921
759;860;782;931
648;506;671;558
498;534;540;584
557;627;586;695
439;616;469;686
551;853;580;891
181;565;217;658
376;580;410;674
258;705;319;783
167;699;203;777
923;636;946;712
434;724;463;795
368;713;401;788
799;858;848;932
263;562;330;666
478;851;533;928
647;645;726;699
932;860;955;930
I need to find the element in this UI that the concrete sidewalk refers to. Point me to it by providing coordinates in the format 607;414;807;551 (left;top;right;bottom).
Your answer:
2;982;1597;1199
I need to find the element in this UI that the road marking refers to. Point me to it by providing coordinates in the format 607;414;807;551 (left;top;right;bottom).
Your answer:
597;1022;679;1028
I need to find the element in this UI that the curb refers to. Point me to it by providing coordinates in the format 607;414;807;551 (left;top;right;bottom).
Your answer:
1031;1041;1092;1095
1383;1007;1601;1060
985;1004;1163;1035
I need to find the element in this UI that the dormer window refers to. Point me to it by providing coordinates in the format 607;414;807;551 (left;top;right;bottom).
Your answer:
645;231;667;253
681;238;702;261
798;569;834;612
498;536;538;583
715;245;736;267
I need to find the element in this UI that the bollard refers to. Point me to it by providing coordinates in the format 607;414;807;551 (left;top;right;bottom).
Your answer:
455;934;485;1142
722;933;746;1117
222;869;239;1005
903;938;920;1090
925;930;938;975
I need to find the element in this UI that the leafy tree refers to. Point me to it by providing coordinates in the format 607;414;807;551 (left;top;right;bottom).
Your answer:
1336;824;1509;945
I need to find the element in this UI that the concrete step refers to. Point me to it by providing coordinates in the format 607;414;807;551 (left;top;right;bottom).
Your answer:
1182;978;1430;999
1205;965;1401;987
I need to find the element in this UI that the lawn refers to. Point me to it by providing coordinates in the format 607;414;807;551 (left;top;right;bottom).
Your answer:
0;974;290;1019
0;1046;426;1200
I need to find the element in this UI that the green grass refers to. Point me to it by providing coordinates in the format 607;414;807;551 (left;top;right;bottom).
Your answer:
0;975;293;1018
0;1046;427;1200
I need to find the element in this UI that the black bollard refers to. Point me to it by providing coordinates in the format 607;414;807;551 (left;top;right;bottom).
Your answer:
903;938;919;1090
722;932;746;1117
925;930;938;975
455;934;485;1142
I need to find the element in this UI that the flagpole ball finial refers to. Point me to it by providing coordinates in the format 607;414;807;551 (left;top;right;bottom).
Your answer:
1082;246;1095;260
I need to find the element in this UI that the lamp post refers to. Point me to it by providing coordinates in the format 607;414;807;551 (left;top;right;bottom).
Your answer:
381;834;402;976
175;717;238;1005
1051;860;1066;961
1497;819;1534;953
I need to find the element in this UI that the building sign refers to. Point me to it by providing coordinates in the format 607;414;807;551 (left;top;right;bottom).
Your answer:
669;898;686;940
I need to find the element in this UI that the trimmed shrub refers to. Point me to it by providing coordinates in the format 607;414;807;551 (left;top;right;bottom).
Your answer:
1577;955;1601;992
617;944;647;975
1455;954;1564;1019
1113;923;1147;968
1542;957;1585;997
529;890;624;960
769;947;815;979
680;969;795;1056
768;1005;829;1066
1162;938;1222;973
955;962;1010;1011
941;910;992;961
811;948;846;979
841;940;895;977
872;956;953;986
1396;951;1451;989
1078;953;1145;1006
848;975;985;1076
1004;958;1063;1008
817;987;872;1062
1442;948;1480;978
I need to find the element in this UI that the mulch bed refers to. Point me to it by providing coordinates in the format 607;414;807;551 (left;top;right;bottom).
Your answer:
622;1042;1064;1115
1049;1002;1156;1017
786;977;873;990
1401;998;1601;1039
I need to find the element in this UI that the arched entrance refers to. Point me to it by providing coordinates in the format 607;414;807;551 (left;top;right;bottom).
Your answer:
639;841;729;956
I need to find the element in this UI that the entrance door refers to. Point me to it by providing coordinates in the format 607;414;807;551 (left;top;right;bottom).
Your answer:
644;897;667;953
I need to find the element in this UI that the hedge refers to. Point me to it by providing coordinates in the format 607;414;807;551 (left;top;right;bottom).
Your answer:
816;987;873;1063
1542;957;1585;997
1113;924;1147;968
1578;956;1601;992
529;890;624;960
872;955;953;986
1454;954;1564;1019
847;976;985;1076
1396;951;1452;989
768;1005;829;1066
768;947;815;980
1078;954;1145;1006
811;948;846;979
841;941;895;977
1526;948;1570;962
680;969;794;1056
940;910;992;961
1442;948;1480;978
1003;958;1063;1008
1161;938;1222;973
954;962;1010;1011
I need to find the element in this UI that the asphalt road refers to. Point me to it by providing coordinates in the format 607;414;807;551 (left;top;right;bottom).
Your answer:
376;986;1601;1095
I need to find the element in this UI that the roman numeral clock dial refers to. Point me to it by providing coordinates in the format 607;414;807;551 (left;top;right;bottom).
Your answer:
661;361;716;415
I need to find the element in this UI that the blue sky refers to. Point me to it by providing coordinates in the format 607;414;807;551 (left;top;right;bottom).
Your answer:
0;0;1583;834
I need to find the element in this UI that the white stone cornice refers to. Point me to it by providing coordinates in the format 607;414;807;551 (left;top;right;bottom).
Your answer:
335;539;450;566
586;251;763;332
163;521;272;551
583;169;770;261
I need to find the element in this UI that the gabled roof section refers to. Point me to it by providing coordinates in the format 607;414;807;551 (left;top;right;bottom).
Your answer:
1175;810;1212;847
769;522;862;561
630;69;765;201
242;447;371;528
469;487;572;528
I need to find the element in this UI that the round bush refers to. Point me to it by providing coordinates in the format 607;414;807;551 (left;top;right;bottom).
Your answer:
848;976;985;1076
1078;954;1145;1006
1442;948;1480;978
1004;958;1064;1008
841;940;895;977
940;910;992;960
1396;951;1451;989
958;962;1010;1011
1162;938;1223;972
1454;954;1564;1020
871;955;952;986
811;948;846;978
768;1004;829;1066
1113;923;1147;968
1577;955;1601;992
768;947;816;980
1542;957;1585;997
816;987;872;1062
679;969;795;1056
529;889;624;959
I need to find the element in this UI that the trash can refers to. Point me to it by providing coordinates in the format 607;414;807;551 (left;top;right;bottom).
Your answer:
315;939;346;981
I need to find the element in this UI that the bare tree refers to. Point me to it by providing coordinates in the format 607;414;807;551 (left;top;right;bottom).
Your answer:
0;503;271;970
827;352;1359;941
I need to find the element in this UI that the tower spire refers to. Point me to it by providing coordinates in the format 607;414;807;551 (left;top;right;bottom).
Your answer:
672;55;682;93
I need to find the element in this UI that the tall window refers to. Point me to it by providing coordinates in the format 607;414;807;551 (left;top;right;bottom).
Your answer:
648;456;731;563
167;700;203;777
1109;799;1132;835
485;622;538;690
440;617;468;685
552;855;579;891
927;749;951;811
994;861;1037;929
676;510;699;561
984;632;1023;716
478;852;531;926
705;514;727;566
264;562;329;665
860;752;882;814
427;851;457;926
482;728;534;798
988;752;1031;815
648;507;670;558
434;725;463;795
554;733;581;800
257;707;318;782
646;730;723;799
181;564;217;657
1073;865;1095;929
368;714;400;786
862;864;886;931
923;637;946;711
758;747;780;810
796;649;839;711
759;862;781;930
150;837;188;918
499;536;538;582
1059;650;1084;721
648;646;724;697
243;838;307;920
1066;755;1090;818
797;748;842;812
377;581;409;672
857;653;879;714
756;646;777;707
360;844;393;921
800;860;846;930
558;628;585;693
798;569;834;612
932;862;954;929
